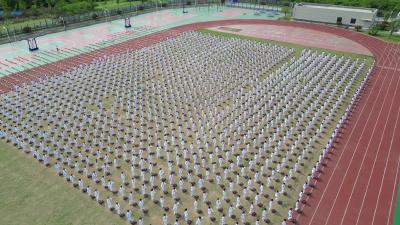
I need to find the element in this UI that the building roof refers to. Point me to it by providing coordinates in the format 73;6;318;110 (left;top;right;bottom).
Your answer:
296;3;377;14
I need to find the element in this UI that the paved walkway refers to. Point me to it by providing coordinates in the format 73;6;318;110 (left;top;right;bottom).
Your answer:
0;6;281;77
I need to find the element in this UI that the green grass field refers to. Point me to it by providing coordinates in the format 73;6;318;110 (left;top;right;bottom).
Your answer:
0;140;125;225
394;187;400;225
357;30;400;43
374;31;400;43
197;28;374;224
0;30;374;225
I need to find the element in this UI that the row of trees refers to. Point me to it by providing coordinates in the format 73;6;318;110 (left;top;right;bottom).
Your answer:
1;0;400;22
0;0;97;17
368;17;400;36
0;0;142;18
3;1;397;12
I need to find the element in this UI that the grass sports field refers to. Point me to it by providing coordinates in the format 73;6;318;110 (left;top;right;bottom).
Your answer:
0;28;375;225
0;140;123;225
394;191;400;225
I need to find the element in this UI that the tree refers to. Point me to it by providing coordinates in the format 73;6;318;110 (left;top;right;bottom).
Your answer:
383;11;391;22
281;6;291;16
45;0;57;14
88;0;96;9
368;23;379;36
389;19;400;35
18;0;28;10
0;0;11;18
30;0;40;17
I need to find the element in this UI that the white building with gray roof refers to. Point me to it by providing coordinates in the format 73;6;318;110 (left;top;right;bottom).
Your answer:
293;3;378;28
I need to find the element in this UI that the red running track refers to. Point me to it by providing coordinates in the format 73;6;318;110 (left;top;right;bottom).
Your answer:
296;41;400;225
0;19;399;225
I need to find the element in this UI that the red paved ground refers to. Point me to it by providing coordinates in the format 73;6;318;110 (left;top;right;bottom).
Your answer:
295;41;400;225
0;19;399;225
208;24;373;55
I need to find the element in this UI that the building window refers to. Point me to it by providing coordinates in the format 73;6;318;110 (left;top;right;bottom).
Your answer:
337;17;343;24
350;18;357;24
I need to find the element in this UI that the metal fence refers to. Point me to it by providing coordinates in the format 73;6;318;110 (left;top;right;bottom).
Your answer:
0;0;283;41
0;2;165;40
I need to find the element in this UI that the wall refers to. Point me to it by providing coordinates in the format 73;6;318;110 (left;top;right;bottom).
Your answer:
293;5;377;28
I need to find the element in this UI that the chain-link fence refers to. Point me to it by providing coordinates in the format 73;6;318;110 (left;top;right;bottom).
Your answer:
0;2;170;40
0;0;283;41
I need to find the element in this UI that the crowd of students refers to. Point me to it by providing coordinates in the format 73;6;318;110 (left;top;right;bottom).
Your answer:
0;32;373;225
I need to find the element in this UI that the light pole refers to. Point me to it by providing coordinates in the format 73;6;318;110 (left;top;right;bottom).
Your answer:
59;16;66;31
104;10;111;23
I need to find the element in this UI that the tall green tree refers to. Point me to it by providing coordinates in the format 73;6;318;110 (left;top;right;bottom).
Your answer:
45;0;56;12
389;19;400;35
368;23;379;36
17;0;27;10
0;0;11;18
282;6;291;16
383;11;391;22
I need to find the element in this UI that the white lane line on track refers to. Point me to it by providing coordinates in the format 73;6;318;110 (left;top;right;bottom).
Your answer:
351;44;400;225
293;43;389;225
307;42;392;225
324;42;398;225
373;44;400;225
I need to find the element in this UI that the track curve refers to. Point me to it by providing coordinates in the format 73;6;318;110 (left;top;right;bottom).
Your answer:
0;19;399;225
